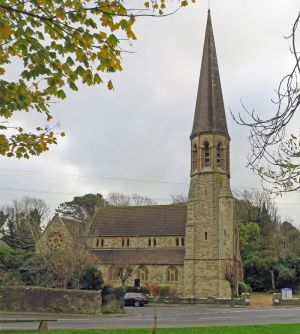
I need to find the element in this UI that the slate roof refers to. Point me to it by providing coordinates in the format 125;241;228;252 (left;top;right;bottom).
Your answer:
89;204;187;237
61;217;84;238
92;249;185;265
191;10;229;137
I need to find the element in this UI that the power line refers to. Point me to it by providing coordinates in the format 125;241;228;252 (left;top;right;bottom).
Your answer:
0;186;174;202
0;186;299;205
0;168;281;191
0;169;299;204
0;187;76;196
0;168;187;185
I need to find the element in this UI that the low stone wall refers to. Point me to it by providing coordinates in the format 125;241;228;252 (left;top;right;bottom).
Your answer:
0;286;101;314
273;293;300;306
150;293;250;306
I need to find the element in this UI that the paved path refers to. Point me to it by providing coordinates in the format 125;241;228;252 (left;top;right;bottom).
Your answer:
1;305;300;329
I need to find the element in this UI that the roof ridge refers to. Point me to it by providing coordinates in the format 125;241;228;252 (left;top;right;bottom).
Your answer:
60;217;84;224
97;203;187;210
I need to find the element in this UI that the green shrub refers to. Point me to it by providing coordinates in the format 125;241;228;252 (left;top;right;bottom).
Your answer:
159;285;175;297
0;271;23;286
126;286;149;294
80;267;103;291
101;285;125;308
238;281;252;294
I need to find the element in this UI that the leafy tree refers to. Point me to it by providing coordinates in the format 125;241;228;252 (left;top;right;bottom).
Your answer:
1;197;50;250
79;267;103;290
274;256;300;291
0;248;35;285
0;247;29;271
19;252;56;287
0;0;195;159
56;193;107;223
243;253;273;292
238;222;262;260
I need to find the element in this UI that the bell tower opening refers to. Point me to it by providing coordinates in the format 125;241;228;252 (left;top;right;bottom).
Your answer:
204;141;210;167
192;143;198;171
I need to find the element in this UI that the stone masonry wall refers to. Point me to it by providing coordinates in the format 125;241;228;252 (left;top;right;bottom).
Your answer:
0;286;101;314
90;236;185;249
36;217;73;254
100;264;184;295
184;131;234;298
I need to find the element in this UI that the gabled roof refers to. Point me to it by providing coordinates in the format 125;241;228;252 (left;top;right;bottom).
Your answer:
92;249;185;265
60;217;84;238
191;10;229;137
89;204;187;237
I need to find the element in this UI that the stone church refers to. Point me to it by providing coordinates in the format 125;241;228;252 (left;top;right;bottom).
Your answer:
37;11;240;298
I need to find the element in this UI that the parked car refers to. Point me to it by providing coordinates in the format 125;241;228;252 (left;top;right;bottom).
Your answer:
124;292;149;307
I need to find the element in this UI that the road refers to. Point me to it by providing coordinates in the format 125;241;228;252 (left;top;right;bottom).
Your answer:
1;305;300;329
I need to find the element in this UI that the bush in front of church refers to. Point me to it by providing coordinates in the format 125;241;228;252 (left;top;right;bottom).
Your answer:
126;286;149;295
79;267;104;291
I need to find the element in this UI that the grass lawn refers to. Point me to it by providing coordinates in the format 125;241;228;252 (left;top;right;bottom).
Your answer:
1;324;300;334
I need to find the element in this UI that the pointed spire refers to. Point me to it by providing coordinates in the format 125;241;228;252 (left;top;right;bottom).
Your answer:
191;11;229;137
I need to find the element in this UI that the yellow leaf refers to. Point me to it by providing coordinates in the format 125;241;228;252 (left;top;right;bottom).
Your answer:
0;135;9;155
107;80;114;91
144;2;150;8
0;21;12;41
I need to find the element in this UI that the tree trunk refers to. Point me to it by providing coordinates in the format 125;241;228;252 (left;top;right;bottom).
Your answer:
230;284;235;307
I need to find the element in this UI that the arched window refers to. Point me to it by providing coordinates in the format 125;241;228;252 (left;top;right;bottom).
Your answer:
138;265;149;281
192;143;198;171
167;266;179;282
204;142;210;167
148;238;151;246
127;238;130;247
204;231;208;241
122;238;125;247
181;237;185;246
96;239;99;247
216;142;222;167
101;239;104;247
153;238;156;246
176;238;179;246
109;266;118;281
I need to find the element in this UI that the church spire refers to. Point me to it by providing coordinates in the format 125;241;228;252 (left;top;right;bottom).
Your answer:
191;10;228;138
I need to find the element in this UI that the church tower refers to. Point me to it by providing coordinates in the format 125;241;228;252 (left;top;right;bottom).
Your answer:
183;10;239;298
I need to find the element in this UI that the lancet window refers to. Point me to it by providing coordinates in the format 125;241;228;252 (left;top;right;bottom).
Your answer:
216;142;222;167
137;265;149;281
192;143;198;171
204;142;210;167
109;266;118;281
167;266;179;282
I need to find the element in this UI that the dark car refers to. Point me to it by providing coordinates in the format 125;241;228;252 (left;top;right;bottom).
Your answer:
124;292;149;307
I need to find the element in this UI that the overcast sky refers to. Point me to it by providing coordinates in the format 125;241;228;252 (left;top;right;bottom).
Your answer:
1;0;300;225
